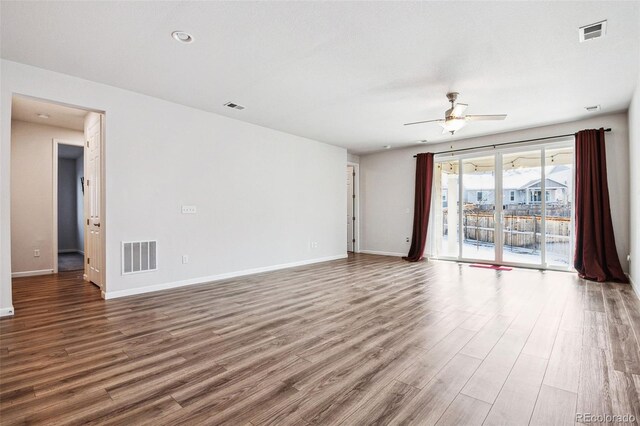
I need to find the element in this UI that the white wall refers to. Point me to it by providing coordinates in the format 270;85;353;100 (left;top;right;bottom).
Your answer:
1;60;346;312
359;112;631;271
58;157;80;252
629;71;640;291
9;120;84;275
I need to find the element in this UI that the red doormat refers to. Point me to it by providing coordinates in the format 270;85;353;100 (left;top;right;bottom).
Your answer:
469;264;513;271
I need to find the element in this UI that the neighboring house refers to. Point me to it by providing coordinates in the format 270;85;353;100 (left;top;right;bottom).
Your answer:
442;171;570;207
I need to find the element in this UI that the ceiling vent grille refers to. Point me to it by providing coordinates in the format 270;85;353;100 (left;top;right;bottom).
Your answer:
579;20;607;42
122;241;157;275
585;105;601;112
224;102;245;110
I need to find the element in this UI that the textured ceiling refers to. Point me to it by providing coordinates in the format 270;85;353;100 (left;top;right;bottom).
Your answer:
2;1;638;153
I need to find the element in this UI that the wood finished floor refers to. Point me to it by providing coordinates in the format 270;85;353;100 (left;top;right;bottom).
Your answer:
1;254;640;425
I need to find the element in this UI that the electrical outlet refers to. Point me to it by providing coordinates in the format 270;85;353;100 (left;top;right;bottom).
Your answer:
310;241;319;249
182;255;189;264
405;237;410;243
181;205;197;214
34;249;40;257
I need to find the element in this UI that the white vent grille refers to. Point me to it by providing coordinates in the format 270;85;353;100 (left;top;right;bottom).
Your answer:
122;241;157;275
579;20;606;42
223;101;245;110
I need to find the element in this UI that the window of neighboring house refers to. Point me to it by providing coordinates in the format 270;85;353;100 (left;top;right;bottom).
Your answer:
532;190;541;202
510;191;515;202
477;191;483;202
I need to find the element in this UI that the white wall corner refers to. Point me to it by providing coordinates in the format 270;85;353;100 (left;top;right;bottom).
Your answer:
0;306;15;317
102;254;348;300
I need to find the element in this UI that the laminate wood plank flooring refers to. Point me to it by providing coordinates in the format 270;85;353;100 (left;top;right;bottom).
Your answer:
1;254;639;425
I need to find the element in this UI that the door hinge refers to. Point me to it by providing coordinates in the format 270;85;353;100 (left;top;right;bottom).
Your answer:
352;239;356;243
87;219;90;226
352;217;355;221
86;141;90;148
86;179;90;186
352;194;355;199
87;257;90;265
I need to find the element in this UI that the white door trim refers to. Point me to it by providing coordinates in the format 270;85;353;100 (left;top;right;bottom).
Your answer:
52;138;84;274
347;161;360;253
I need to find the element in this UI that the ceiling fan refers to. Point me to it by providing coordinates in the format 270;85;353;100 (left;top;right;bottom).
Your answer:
404;92;507;135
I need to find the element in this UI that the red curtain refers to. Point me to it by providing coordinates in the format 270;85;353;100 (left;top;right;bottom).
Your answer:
404;153;434;262
574;128;628;283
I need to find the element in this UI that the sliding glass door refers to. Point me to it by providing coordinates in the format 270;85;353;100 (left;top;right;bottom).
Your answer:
461;155;496;262
501;149;543;265
433;141;574;270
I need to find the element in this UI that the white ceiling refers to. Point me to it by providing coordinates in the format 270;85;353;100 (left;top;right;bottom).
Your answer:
2;1;638;154
12;96;87;131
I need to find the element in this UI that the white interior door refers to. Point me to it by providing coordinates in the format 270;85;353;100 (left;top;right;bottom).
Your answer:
85;113;102;287
347;166;354;252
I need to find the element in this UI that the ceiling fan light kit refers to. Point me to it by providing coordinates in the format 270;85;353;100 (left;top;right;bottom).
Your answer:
404;92;507;135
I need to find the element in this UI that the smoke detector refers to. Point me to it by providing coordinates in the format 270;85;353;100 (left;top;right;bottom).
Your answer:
579;20;607;42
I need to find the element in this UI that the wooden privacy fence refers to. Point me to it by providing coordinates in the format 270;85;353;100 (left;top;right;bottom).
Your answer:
443;211;571;250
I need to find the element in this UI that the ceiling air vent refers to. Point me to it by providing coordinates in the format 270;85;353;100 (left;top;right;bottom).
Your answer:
579;20;607;42
224;102;245;110
585;105;601;112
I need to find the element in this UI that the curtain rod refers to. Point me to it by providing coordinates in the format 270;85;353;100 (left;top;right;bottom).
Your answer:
413;128;612;157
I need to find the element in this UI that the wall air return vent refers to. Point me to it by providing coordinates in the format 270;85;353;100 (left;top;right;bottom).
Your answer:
122;241;157;275
579;20;607;42
224;102;245;110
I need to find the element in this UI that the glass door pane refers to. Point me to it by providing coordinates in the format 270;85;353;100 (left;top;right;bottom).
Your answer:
434;160;460;258
461;155;496;261
544;146;574;268
501;150;543;265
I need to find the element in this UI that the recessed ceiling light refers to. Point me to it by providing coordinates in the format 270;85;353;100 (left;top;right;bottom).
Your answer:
171;31;194;44
585;105;601;112
36;113;49;119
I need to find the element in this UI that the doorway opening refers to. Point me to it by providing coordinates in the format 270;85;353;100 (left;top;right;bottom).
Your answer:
432;140;574;270
54;142;84;272
10;95;105;293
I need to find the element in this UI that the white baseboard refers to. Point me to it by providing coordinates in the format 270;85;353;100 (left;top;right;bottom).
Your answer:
0;306;15;317
11;269;54;278
102;254;348;300
628;274;639;299
359;250;406;257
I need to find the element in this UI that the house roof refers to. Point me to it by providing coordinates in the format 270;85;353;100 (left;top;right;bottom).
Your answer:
519;178;567;190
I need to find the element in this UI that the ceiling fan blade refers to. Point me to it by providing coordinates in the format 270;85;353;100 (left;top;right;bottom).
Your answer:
465;114;507;121
451;103;468;117
403;119;444;126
